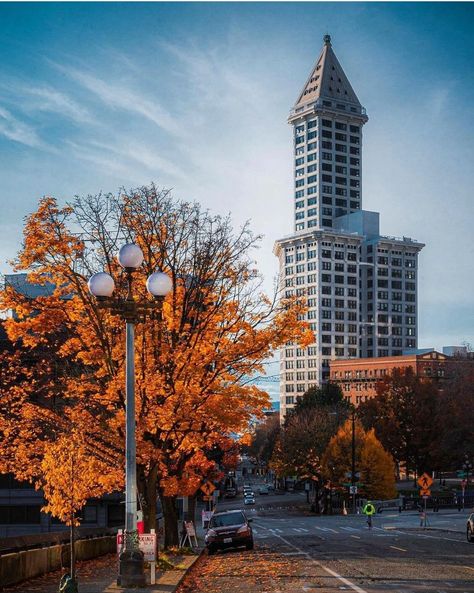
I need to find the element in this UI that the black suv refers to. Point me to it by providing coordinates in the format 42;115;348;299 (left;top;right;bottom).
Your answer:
205;509;254;554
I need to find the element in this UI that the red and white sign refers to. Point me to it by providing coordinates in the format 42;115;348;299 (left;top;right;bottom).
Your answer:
117;531;156;561
201;510;213;528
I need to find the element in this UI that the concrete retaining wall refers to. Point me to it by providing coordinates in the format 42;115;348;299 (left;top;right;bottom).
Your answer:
0;535;115;588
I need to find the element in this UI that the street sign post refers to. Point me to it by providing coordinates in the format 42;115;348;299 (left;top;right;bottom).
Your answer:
200;482;216;496
201;510;213;529
117;531;157;584
417;474;433;529
201;482;216;511
417;473;433;489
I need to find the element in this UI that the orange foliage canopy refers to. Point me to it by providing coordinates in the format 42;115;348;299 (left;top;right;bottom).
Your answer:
0;186;312;532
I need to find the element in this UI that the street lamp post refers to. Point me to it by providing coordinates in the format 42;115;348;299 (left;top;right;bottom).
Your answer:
351;407;356;514
463;455;473;486
462;455;473;510
88;244;172;587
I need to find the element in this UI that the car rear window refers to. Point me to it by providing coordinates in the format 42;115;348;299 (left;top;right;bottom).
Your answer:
210;512;245;527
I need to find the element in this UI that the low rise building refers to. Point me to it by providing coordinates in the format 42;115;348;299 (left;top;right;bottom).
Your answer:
330;349;473;406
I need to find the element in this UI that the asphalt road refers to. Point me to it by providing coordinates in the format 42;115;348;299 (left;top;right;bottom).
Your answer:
180;492;474;593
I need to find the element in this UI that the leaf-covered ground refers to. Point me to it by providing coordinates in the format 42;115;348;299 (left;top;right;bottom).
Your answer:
177;543;323;592
3;553;117;593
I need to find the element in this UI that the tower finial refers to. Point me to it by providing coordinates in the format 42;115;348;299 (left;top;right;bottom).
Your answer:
324;34;331;46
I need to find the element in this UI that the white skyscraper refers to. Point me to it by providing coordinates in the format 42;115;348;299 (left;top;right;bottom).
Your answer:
275;35;424;420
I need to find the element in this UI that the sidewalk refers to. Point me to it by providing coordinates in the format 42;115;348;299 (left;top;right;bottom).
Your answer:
2;552;202;593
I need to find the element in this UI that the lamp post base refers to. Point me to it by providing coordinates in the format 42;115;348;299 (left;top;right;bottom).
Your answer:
118;549;146;587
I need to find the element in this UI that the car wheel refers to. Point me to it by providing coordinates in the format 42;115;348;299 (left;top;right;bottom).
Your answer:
208;546;216;555
467;526;474;543
246;541;254;550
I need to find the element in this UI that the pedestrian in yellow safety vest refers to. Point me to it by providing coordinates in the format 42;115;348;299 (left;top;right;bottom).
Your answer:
362;501;376;529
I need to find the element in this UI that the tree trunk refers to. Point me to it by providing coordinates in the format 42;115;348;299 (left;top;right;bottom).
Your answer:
70;513;75;580
138;464;158;533
160;494;179;548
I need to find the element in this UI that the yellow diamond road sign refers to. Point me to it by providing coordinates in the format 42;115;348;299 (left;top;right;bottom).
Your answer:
417;473;433;489
420;488;431;497
200;482;216;496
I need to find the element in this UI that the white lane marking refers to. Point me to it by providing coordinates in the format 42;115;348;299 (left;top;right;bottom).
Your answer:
415;533;467;544
390;545;407;552
351;535;361;539
315;526;338;533
340;526;360;532
257;525;368;593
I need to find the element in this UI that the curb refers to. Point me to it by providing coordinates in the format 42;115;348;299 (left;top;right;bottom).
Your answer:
394;526;464;535
103;551;204;593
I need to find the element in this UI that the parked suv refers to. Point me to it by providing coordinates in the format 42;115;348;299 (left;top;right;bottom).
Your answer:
205;509;254;554
467;513;474;543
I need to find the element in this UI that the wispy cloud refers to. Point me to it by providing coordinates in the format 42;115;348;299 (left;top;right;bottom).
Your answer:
0;78;94;125
24;86;93;124
52;62;183;138
68;138;184;181
162;40;267;111
66;140;141;181
0;106;41;148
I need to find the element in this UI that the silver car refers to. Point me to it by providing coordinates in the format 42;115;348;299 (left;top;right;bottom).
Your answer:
467;513;474;543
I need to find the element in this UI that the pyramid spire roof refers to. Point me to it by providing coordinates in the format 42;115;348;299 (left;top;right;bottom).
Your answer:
293;35;362;111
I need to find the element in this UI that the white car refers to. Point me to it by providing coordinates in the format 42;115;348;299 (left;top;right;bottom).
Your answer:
244;495;255;505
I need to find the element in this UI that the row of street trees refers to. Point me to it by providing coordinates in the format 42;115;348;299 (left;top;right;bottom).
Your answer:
0;184;313;546
250;365;474;502
358;366;474;478
249;383;397;503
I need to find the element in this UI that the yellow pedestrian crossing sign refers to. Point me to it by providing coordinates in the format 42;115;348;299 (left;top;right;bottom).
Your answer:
200;482;216;496
417;473;433;489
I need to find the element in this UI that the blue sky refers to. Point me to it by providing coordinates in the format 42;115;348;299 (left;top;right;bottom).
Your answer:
1;2;473;356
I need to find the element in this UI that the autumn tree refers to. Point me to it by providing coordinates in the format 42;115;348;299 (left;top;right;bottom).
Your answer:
270;408;339;481
0;185;312;546
246;413;281;471
290;382;349;420
358;368;441;476
40;431;118;582
321;419;396;500
430;365;474;471
359;430;397;500
320;418;366;486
